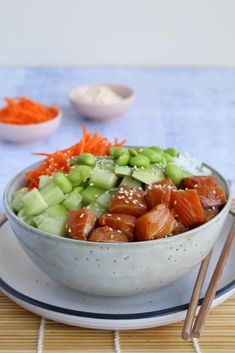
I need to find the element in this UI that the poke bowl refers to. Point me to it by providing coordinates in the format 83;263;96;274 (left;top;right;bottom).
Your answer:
3;129;231;297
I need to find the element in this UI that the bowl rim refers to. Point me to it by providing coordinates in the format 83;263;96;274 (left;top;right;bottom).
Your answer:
69;83;135;106
3;160;232;248
0;107;61;128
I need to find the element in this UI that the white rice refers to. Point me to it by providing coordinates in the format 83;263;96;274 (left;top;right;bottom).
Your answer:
174;152;211;176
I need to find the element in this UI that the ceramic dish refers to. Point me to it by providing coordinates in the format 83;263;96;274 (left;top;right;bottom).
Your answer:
0;109;61;144
3;160;231;297
0;213;234;329
69;84;135;121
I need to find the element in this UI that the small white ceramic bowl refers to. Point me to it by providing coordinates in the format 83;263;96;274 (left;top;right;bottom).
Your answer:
69;83;135;121
0;109;62;144
3;161;231;297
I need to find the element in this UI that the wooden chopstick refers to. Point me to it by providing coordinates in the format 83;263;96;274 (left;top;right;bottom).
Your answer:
181;250;212;340
191;219;235;338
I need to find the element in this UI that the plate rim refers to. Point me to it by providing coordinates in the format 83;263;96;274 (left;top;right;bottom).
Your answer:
1;214;235;321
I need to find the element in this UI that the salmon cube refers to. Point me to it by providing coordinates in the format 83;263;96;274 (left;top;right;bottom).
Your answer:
89;226;129;243
171;190;205;227
97;213;136;241
67;209;96;240
135;204;176;241
182;176;218;189
145;178;177;209
109;185;147;217
197;185;227;208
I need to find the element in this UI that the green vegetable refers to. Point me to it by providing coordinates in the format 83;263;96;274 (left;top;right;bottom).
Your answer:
165;147;178;157
129;154;150;168
114;165;132;176
22;188;48;216
165;164;185;186
150;146;164;155
129;148;138;156
81;185;105;205
140;148;162;163
73;186;84;193
87;202;106;217
109;146;117;157
120;176;142;188
38;217;67;236
113;147;128;159
52;173;73;194
69;153;96;167
12;187;28;212
34;204;68;226
39;175;52;190
132;165;164;184
63;191;83;210
40;183;65;207
68;165;92;184
90;167;118;189
96;191;112;208
163;153;174;163
116;153;130;166
17;208;35;226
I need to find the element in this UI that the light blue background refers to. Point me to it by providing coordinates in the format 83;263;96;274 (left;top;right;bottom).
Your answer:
0;68;234;210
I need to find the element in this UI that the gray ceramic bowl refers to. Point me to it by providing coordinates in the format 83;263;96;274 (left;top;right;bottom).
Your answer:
3;162;231;297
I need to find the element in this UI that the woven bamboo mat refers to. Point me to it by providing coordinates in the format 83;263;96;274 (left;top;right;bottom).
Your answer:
1;199;235;353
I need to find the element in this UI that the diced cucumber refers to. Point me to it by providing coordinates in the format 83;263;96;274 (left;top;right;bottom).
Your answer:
114;165;132;176
39;175;52;190
87;202;106;217
63;191;83;210
40;183;65;207
96;157;115;171
12;187;29;212
34;204;68;226
132;165;164;184
81;185;105;205
52;173;73;194
17;208;35;226
90;167;118;189
96;191;112;208
22;188;48;216
120;176;142;188
38;217;67;236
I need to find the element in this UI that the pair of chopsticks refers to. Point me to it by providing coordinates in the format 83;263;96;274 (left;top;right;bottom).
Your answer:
182;216;235;340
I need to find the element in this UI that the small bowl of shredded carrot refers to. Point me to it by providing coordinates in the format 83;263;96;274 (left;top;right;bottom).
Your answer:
0;97;61;144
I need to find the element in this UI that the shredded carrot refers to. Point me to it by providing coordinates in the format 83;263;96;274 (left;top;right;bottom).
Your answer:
0;97;58;125
25;125;126;188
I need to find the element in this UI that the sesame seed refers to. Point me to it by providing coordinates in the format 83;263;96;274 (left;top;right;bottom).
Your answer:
213;190;216;194
117;217;121;220
107;213;112;216
117;230;122;233
212;206;216;210
109;227;113;231
80;213;84;218
125;200;129;204
194;184;199;188
68;228;72;233
173;200;177;205
90;183;94;186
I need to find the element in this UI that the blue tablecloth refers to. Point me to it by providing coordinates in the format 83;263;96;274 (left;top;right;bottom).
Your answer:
0;68;235;209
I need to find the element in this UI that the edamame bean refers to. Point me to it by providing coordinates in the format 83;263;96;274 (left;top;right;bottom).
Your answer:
109;146;117;156
73;186;84;193
52;173;73;194
165;147;178;158
163;153;174;163
140;148;162;163
129;154;150;167
150;146;164;155
113;147;128;159
68;166;82;184
116;153;130;166
76;153;96;167
77;165;93;182
129;148;138;156
165;164;184;186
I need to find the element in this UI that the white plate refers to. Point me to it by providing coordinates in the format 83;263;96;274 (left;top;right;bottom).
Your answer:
0;214;235;330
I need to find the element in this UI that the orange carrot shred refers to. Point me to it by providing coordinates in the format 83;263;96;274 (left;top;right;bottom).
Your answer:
25;125;126;188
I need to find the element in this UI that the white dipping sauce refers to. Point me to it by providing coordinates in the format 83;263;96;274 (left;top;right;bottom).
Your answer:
78;85;123;104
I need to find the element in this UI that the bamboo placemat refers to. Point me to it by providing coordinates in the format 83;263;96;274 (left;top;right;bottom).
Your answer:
1;199;235;353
